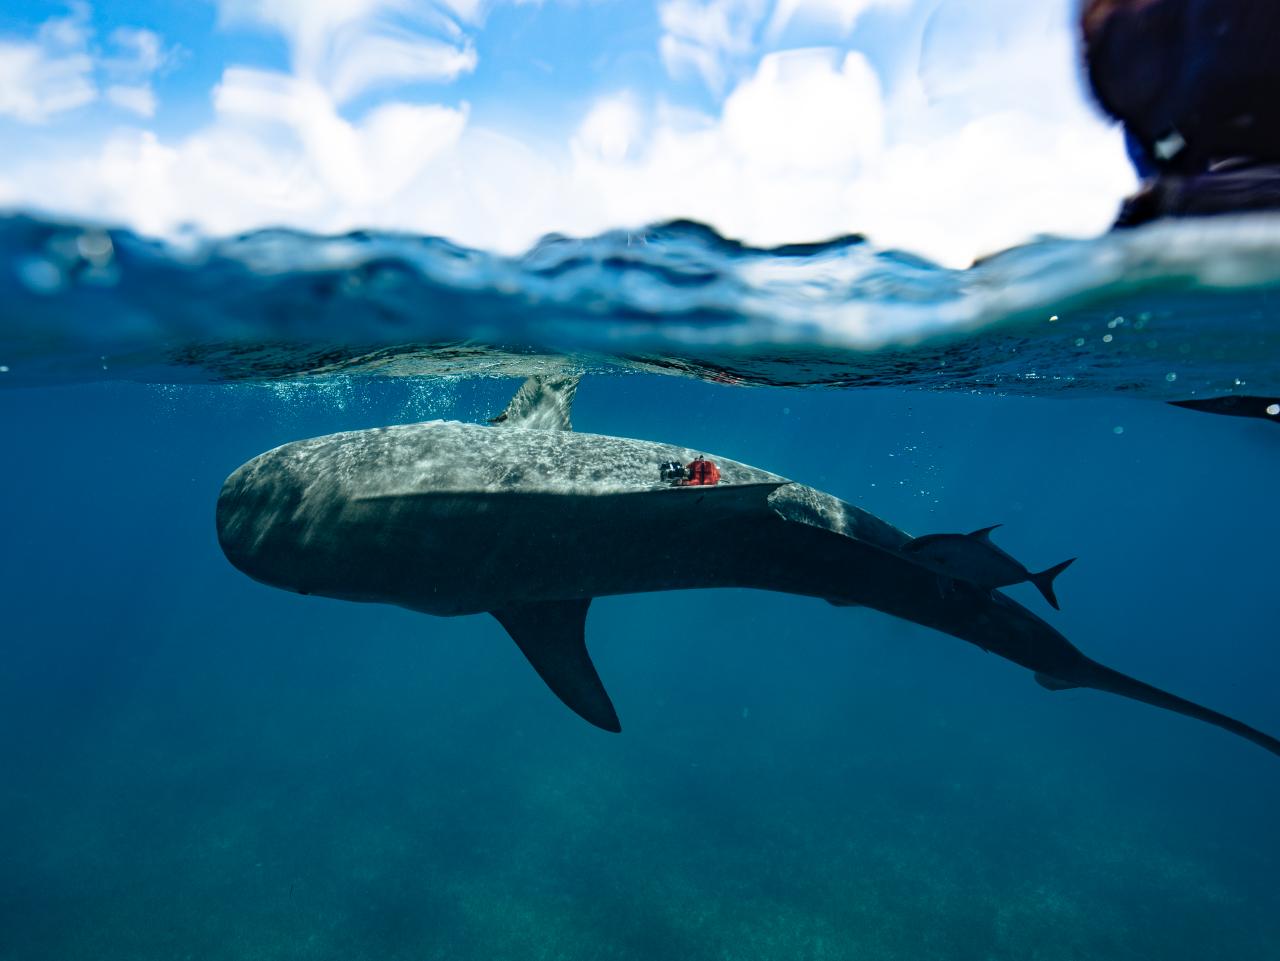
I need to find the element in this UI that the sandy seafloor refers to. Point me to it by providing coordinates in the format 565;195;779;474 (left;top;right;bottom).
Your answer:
1;374;1278;960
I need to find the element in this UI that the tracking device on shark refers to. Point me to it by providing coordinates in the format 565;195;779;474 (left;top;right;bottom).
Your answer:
216;375;1280;758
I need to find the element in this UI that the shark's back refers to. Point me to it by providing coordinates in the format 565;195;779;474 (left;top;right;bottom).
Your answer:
240;418;914;567
270;420;780;498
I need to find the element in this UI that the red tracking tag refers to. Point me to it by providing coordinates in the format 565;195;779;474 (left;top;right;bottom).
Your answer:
681;457;720;486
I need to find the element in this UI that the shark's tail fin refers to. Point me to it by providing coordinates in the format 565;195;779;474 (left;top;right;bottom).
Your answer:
1031;557;1075;610
1079;661;1280;759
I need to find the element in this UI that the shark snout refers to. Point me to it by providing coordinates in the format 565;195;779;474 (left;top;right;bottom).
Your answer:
215;456;306;592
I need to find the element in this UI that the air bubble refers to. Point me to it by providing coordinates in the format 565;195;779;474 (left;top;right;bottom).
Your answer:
1267;404;1279;417
1113;426;1124;435
1102;334;1113;343
1165;372;1177;382
76;231;114;266
16;257;65;294
1074;337;1085;347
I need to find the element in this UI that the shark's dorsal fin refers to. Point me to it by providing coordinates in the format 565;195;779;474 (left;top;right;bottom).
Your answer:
489;375;581;431
968;524;1002;542
492;598;620;732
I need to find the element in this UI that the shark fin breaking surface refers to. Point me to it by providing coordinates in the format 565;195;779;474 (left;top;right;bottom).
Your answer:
489;375;581;431
492;598;621;733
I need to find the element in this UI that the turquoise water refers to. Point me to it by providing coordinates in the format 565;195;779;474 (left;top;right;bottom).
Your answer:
2;216;1279;960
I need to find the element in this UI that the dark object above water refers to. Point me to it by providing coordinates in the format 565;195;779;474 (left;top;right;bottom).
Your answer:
1081;0;1280;227
1082;0;1280;177
1113;162;1280;228
1170;394;1280;422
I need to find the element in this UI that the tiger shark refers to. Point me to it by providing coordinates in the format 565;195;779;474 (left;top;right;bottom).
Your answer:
216;376;1280;758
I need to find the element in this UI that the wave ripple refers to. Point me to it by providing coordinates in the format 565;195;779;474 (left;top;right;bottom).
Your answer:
3;213;1280;397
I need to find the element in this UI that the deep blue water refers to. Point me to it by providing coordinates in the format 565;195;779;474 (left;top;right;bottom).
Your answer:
2;373;1278;960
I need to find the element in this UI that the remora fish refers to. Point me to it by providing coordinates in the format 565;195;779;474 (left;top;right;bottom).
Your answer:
902;526;1075;610
215;376;1280;758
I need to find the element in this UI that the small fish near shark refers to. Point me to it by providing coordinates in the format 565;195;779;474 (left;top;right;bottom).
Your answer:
903;526;1075;610
215;375;1280;759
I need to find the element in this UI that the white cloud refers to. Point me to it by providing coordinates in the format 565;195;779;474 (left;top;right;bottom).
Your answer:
721;48;882;172
100;27;176;119
765;0;908;42
566;20;1132;266
568;49;891;247
213;67;468;206
104;83;156;117
0;10;176;124
0;3;95;123
326;31;477;104
575;94;643;163
660;0;909;95
658;0;766;94
217;0;478;106
0;0;1135;267
106;26;167;76
35;3;92;48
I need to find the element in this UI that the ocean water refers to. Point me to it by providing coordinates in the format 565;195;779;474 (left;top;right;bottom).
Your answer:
2;214;1279;961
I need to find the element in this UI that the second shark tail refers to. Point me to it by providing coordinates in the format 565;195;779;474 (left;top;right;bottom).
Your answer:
1068;660;1280;758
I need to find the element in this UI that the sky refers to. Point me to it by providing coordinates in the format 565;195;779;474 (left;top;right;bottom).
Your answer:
0;0;1136;265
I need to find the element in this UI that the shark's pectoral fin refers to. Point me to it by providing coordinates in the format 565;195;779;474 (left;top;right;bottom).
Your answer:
1034;671;1080;692
492;599;621;733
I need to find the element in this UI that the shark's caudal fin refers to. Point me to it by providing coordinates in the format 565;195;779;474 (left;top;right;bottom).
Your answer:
489;375;581;431
1064;661;1280;759
1030;558;1075;610
492;599;621;733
